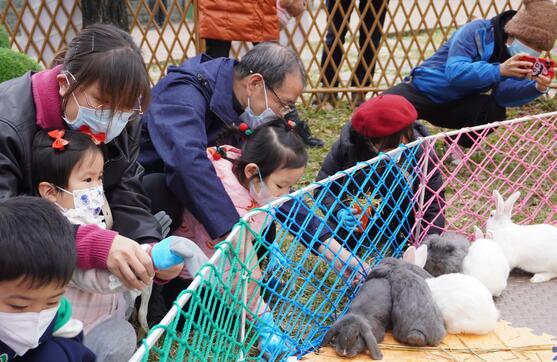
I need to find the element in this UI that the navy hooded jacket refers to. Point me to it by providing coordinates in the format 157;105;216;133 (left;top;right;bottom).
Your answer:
140;55;243;239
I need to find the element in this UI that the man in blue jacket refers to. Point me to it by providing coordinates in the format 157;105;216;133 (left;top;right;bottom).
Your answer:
139;43;343;326
384;0;557;147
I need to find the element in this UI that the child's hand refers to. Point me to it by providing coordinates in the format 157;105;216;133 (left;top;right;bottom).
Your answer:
336;208;360;230
151;236;209;276
155;262;184;280
151;236;184;270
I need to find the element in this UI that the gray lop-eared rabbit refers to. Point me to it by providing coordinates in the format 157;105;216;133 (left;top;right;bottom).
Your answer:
367;257;447;347
321;278;392;359
421;232;470;277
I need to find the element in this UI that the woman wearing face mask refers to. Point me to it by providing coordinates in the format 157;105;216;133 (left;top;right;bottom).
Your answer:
0;24;161;293
383;0;557;148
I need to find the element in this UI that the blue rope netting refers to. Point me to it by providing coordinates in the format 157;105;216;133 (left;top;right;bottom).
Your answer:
141;141;424;362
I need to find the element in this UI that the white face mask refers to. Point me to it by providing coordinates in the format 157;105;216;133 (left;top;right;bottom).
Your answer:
56;185;105;226
239;79;279;129
249;167;278;206
0;305;59;356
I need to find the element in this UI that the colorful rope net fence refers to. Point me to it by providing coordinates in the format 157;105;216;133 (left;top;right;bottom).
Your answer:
130;112;556;362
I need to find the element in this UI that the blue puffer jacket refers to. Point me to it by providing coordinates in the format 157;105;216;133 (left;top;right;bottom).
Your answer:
411;15;543;107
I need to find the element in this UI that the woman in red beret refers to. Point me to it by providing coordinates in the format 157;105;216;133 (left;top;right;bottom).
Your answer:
315;94;445;251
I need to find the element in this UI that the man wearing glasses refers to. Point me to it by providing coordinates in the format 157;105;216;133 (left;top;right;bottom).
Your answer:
139;42;331;323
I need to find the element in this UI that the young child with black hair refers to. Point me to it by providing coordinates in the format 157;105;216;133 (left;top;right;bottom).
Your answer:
317;95;446;250
31;129;201;362
0;196;95;361
171;119;367;358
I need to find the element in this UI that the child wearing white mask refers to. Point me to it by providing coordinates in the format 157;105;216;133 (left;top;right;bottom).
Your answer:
0;196;95;361
173;119;368;359
31;129;203;362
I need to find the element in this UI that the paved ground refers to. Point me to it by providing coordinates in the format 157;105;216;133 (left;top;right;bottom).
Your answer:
496;269;557;336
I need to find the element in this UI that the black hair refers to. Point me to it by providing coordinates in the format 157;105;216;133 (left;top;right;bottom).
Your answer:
349;124;415;162
0;196;75;288
32;129;104;194
234;42;307;88
232;119;308;185
58;23;150;114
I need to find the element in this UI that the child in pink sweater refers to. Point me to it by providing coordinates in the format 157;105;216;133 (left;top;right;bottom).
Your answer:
174;120;368;358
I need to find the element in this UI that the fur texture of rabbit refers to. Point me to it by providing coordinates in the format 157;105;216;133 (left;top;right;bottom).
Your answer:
404;245;500;335
321;278;391;359
422;232;470;277
367;257;446;346
462;226;510;296
486;190;557;283
426;274;499;334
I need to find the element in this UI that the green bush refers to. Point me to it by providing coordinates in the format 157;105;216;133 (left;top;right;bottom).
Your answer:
0;48;42;83
0;26;9;48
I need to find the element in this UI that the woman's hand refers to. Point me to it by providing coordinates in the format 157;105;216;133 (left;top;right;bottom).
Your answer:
499;53;534;78
107;235;155;290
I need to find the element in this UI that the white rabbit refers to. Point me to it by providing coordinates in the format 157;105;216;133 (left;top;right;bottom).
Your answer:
486;190;557;283
404;245;499;335
461;226;510;296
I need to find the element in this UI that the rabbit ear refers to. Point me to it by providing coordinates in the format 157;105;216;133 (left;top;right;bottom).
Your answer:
414;244;428;268
359;324;383;360
493;190;505;215
504;191;520;218
403;246;417;264
473;226;484;239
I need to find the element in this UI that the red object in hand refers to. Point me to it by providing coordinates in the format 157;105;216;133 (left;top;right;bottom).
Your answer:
519;55;556;79
353;204;370;234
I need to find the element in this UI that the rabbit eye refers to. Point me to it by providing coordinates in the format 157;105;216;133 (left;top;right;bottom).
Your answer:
445;246;454;253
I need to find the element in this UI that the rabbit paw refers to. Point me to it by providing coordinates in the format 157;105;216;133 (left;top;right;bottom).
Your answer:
530;272;557;283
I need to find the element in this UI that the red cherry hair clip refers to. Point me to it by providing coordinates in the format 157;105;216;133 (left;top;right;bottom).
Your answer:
47;130;69;150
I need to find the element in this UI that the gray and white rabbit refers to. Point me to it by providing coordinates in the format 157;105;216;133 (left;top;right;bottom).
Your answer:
367;257;446;346
421;232;470;277
462;226;510;296
487;190;557;283
404;245;500;335
321;278;391;359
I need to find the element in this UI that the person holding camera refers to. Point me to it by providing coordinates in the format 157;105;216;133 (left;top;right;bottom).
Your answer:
384;0;557;147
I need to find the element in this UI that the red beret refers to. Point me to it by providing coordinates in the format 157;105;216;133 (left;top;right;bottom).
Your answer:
351;94;417;138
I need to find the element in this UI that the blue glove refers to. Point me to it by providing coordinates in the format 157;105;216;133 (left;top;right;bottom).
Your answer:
150;236;185;270
337;208;359;229
256;312;294;360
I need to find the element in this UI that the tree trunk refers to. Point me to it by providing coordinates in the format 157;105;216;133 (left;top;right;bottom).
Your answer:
81;0;130;32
